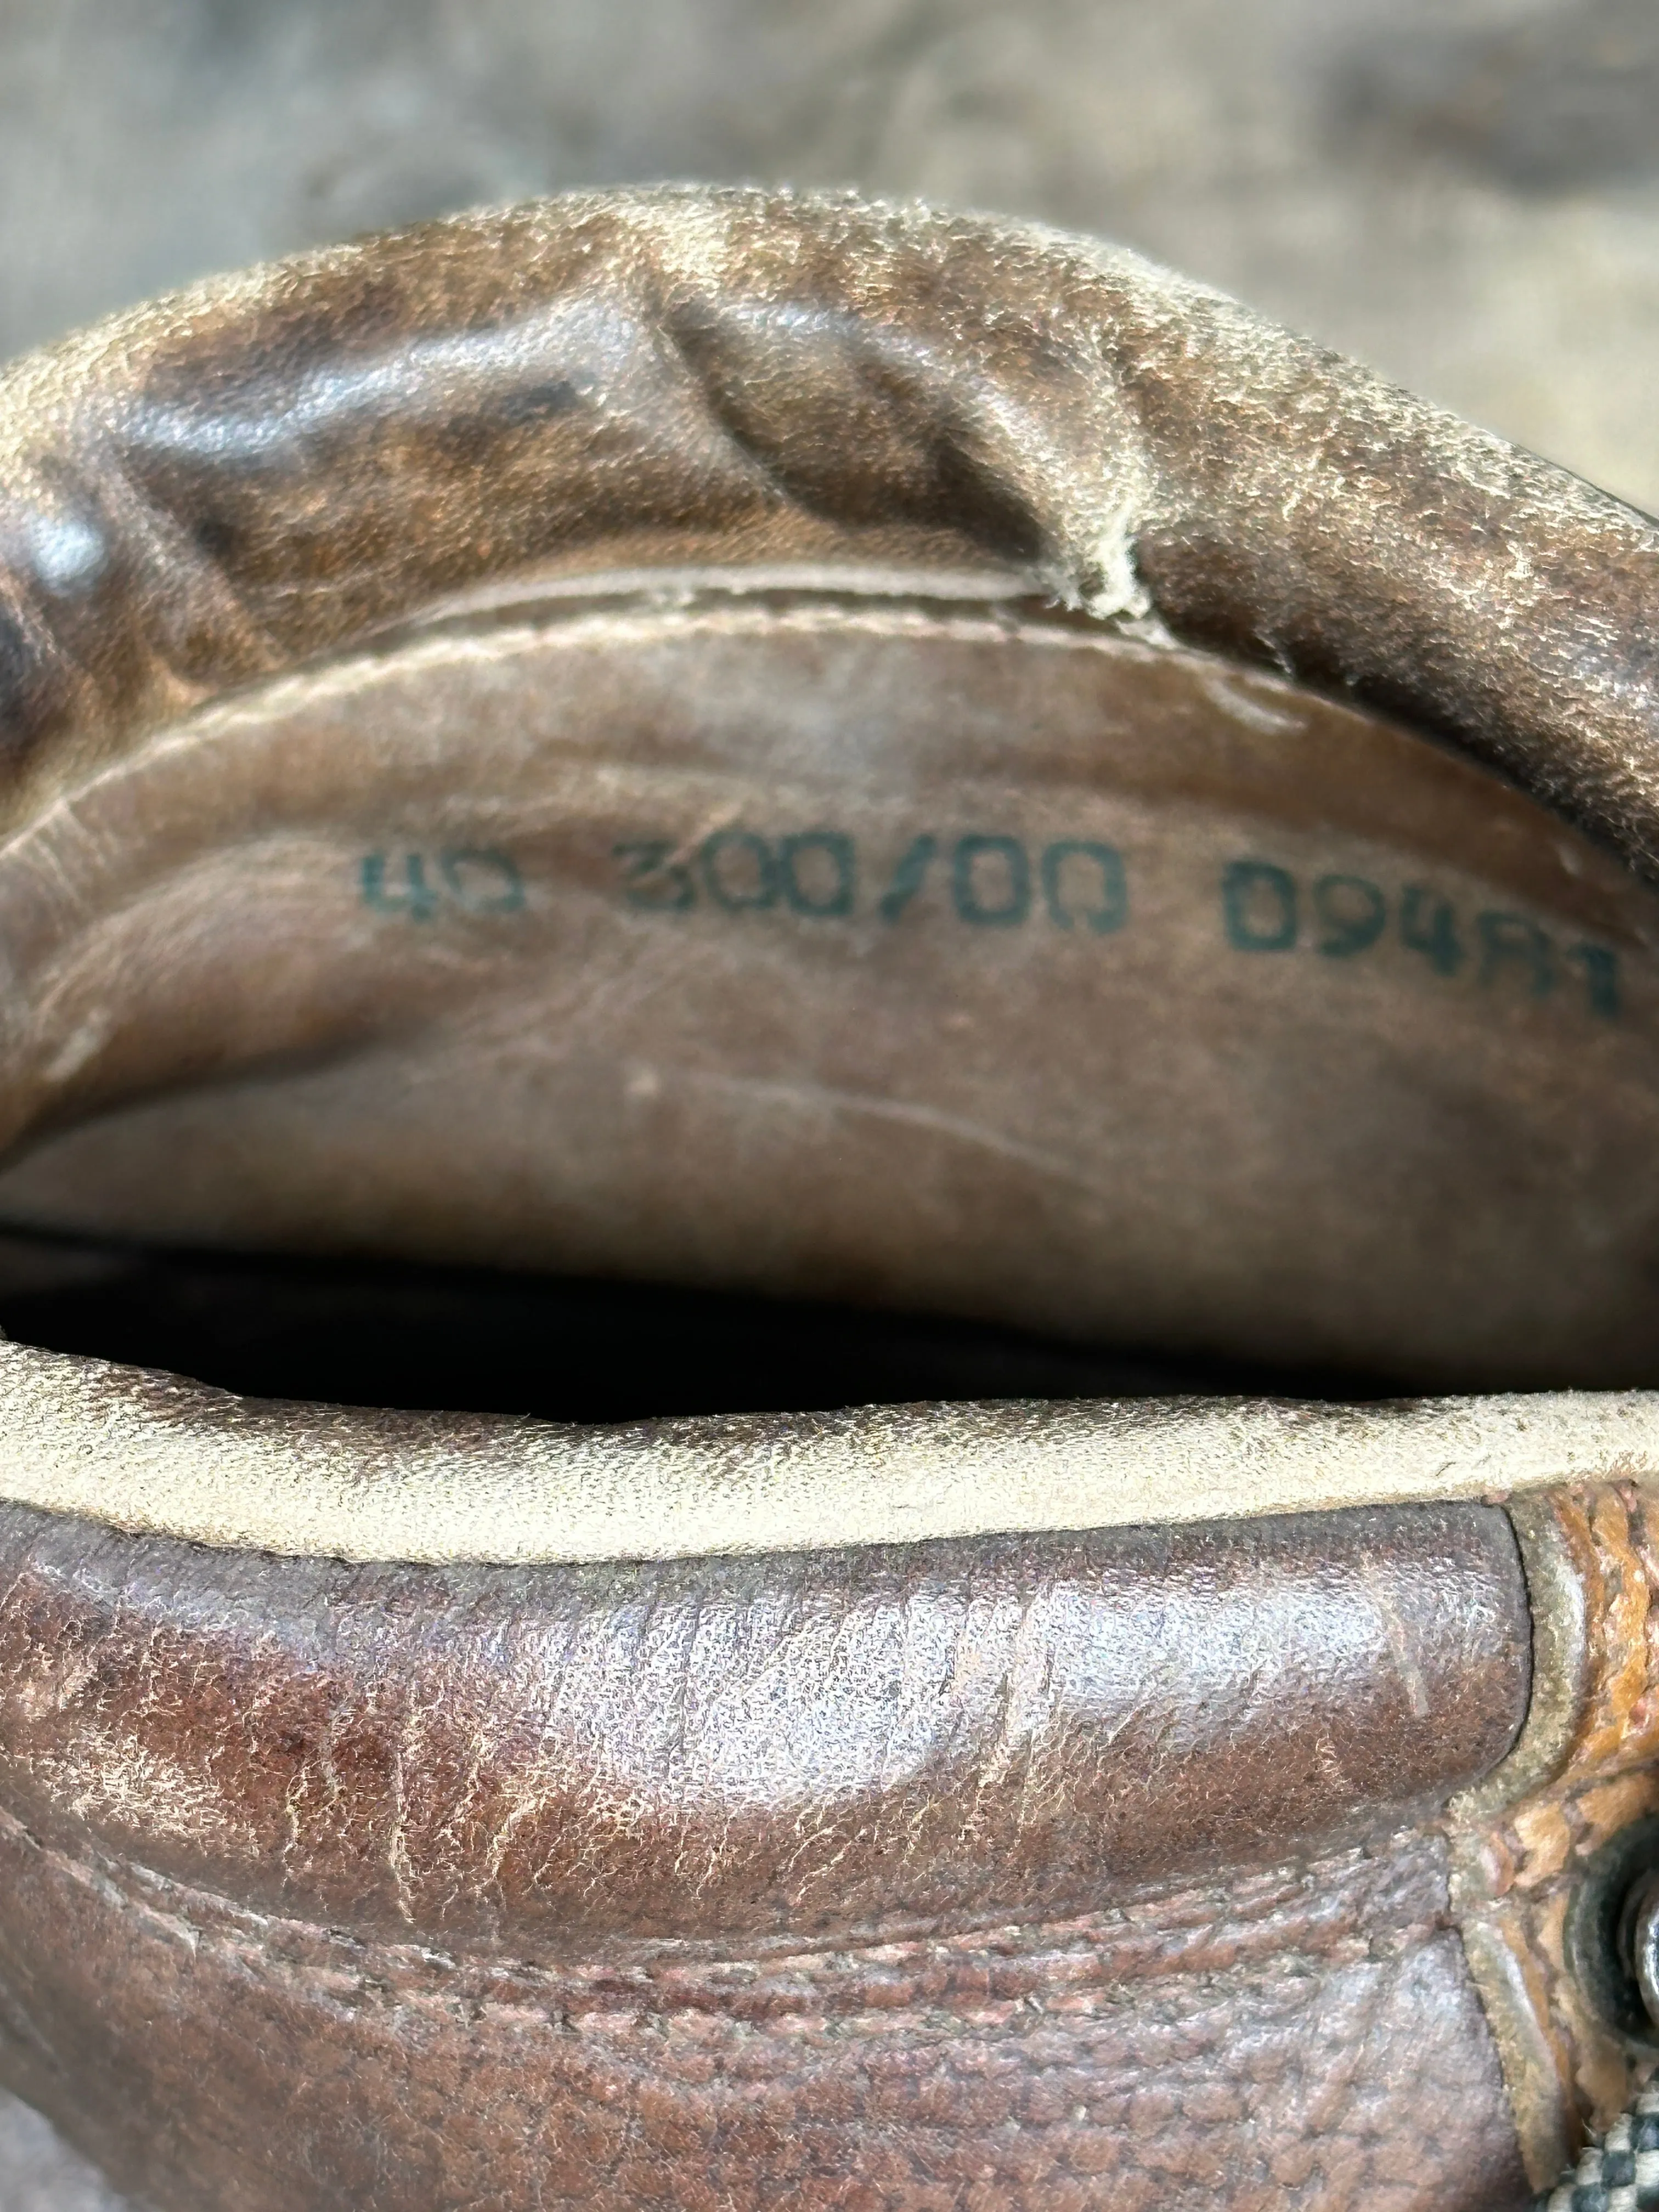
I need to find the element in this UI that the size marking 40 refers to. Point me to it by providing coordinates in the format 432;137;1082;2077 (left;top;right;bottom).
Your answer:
360;848;524;919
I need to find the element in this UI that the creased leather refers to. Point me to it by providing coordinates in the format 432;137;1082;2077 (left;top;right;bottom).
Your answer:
0;187;1646;2208
0;188;1654;872
0;1822;1528;2212
0;1500;1528;1943
0;1499;1531;2209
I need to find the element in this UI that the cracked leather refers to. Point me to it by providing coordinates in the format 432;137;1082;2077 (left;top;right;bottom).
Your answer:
0;187;1652;2208
0;1500;1531;2210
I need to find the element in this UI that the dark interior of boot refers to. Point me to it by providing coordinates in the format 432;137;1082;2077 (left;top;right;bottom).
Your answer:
0;1232;1392;1418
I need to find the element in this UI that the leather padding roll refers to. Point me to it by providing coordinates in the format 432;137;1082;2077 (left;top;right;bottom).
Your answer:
0;189;1652;861
0;187;1652;2209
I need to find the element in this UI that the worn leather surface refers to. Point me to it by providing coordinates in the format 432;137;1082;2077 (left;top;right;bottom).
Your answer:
0;188;1651;2205
1448;1484;1659;2180
0;1501;1529;1941
0;189;1654;874
0;190;1651;1391
0;594;1652;1396
0;1499;1532;2209
0;1824;1528;2212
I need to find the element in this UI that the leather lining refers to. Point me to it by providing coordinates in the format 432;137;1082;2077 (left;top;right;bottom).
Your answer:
0;1354;1647;1562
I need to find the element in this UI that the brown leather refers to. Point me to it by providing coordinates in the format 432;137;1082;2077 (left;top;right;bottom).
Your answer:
0;187;1653;1381
0;1499;1531;2209
0;187;1654;2208
0;1825;1525;2212
0;596;1652;1387
1448;1484;1659;2181
0;1502;1528;1940
0;190;1655;876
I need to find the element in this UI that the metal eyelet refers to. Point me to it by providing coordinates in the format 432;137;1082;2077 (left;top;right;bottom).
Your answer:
1567;1817;1659;2046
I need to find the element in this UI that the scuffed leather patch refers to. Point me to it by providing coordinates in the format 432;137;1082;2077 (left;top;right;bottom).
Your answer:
0;1817;1529;2212
0;1501;1528;1943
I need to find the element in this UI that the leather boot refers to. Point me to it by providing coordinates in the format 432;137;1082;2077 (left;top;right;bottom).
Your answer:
0;186;1652;2210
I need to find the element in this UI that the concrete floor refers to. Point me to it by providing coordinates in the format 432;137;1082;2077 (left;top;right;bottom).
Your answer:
0;0;1655;2201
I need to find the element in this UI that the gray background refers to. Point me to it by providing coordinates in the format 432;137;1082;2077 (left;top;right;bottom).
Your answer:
3;0;1658;508
0;0;1654;2201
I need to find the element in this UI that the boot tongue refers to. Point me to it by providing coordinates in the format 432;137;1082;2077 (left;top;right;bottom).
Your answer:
0;562;1645;1396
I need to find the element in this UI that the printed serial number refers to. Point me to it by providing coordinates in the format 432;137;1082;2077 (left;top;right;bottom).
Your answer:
1221;859;1620;1017
614;831;1128;932
356;839;1625;1022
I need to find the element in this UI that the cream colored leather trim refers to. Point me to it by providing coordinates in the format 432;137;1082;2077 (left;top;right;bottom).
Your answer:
0;1342;1651;1563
